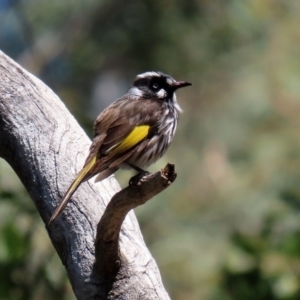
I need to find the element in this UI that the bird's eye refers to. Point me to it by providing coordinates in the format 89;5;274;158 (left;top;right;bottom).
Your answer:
152;82;160;90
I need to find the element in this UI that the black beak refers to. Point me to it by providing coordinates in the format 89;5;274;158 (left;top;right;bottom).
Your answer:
171;81;192;90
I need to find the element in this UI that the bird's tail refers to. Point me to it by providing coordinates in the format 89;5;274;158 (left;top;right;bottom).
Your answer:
48;155;97;225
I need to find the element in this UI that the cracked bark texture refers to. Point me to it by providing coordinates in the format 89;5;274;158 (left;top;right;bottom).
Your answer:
0;51;171;300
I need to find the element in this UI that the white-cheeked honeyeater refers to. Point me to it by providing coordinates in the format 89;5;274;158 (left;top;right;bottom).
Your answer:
49;71;191;224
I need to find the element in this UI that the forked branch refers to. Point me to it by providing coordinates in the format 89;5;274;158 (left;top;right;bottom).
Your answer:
0;51;172;300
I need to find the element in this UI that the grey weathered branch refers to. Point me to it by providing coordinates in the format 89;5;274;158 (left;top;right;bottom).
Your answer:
0;51;172;300
95;164;176;276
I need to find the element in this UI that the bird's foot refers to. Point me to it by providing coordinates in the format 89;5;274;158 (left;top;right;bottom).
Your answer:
129;171;150;186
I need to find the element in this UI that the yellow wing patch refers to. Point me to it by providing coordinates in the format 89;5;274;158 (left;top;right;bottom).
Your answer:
109;125;150;156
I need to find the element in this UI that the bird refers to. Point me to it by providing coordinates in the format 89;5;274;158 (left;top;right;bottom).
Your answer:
48;71;191;225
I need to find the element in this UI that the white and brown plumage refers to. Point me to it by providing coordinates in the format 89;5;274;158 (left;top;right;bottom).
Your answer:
49;71;191;224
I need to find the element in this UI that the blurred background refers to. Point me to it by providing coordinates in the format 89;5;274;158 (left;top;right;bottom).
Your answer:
1;0;300;299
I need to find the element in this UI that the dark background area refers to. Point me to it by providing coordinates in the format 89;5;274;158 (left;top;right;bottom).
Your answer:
1;0;300;299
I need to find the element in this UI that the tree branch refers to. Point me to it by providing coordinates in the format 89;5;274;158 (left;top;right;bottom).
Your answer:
0;51;172;300
95;164;176;276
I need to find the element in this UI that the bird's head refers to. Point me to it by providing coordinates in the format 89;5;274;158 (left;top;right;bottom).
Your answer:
130;71;191;101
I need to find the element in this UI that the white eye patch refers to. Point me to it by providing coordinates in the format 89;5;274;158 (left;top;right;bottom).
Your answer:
157;89;167;98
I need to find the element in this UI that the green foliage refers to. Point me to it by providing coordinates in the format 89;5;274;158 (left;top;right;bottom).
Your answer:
0;161;73;300
216;215;300;300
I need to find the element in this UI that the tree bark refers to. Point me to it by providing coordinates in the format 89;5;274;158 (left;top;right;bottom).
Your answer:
0;51;171;300
95;164;176;278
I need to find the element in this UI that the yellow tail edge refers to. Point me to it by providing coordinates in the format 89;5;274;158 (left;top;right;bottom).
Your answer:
48;155;97;225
